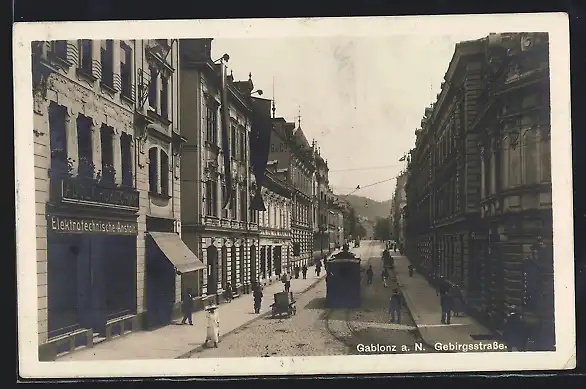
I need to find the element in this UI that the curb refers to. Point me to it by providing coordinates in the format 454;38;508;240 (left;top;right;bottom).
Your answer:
176;275;326;359
390;261;439;352
395;279;438;352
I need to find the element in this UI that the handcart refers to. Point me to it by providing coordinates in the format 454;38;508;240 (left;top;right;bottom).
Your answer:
270;291;297;318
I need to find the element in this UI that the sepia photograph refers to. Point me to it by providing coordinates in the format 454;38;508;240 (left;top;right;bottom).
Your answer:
14;14;574;378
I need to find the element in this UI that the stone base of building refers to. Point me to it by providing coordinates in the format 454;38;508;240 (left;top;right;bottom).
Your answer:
38;314;139;361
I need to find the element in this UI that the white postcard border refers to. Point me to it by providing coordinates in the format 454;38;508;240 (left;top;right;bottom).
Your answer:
14;13;575;378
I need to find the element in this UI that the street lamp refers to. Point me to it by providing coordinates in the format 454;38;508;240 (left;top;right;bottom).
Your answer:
251;90;263;96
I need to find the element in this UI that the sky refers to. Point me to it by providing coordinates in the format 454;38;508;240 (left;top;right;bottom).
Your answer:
212;31;493;202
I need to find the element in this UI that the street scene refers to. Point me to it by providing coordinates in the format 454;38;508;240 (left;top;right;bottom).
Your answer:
24;20;562;371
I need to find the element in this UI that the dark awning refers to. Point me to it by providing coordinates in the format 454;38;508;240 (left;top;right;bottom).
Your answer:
149;232;205;274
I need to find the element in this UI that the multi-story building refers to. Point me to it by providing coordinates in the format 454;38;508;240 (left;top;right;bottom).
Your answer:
474;33;552;349
404;33;553;350
269;119;315;267
312;146;330;258
258;161;293;278
179;39;258;306
391;171;408;248
134;39;197;330
405;36;486;290
328;194;345;249
32;38;193;360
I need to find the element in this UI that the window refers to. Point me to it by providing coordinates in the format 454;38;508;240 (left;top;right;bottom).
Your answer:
51;40;68;60
249;203;257;223
100;40;114;87
240;187;247;222
222;184;229;219
160;76;169;118
120;133;133;187
48;103;68;176
231;125;237;159
148;67;157;110
230;188;237;219
120;43;132;99
205;179;217;216
205;103;217;145
100;126;115;183
148;148;158;193
78;40;93;74
160;151;169;195
76;115;94;178
239;131;246;162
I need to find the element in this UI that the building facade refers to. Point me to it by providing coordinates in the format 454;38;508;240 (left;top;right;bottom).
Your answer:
404;33;553;350
33;39;153;360
133;39;198;331
391;171;408;248
258;161;293;277
312;147;330;258
473;33;553;349
405;37;486;294
268;119;315;267
179;39;258;306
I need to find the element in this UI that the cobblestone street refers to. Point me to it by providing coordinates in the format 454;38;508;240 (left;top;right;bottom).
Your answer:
192;242;424;358
192;277;347;358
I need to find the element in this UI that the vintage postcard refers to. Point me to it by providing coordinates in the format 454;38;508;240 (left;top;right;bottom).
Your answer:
14;13;575;378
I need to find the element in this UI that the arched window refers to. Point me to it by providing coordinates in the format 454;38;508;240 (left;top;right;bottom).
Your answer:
148;147;158;193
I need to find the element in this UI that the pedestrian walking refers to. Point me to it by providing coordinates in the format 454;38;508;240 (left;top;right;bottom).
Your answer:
389;288;403;323
366;265;374;284
451;286;465;317
382;247;391;266
181;288;194;325
381;268;390;288
204;304;220;348
281;272;291;292
294;265;300;279
224;282;233;302
316;260;322;277
301;264;308;279
253;282;263;314
440;290;453;324
503;305;526;352
408;264;414;277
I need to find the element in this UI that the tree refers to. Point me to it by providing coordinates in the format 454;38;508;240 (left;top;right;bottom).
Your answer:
374;217;392;241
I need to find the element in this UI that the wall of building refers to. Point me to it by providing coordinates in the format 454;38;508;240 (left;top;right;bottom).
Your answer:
33;39;139;350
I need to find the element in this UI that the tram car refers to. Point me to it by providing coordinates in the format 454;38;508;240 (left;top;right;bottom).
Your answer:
325;250;361;309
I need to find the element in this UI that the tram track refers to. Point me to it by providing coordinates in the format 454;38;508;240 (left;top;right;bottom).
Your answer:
323;241;390;354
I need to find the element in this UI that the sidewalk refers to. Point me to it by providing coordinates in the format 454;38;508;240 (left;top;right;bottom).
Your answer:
56;268;327;361
393;255;507;351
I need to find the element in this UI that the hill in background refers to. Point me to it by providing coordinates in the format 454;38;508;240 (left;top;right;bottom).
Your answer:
339;194;391;224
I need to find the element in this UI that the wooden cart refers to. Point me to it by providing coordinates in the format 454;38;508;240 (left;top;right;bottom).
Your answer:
270;291;297;318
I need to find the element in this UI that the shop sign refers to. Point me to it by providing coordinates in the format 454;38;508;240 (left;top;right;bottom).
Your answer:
59;178;139;210
48;215;138;235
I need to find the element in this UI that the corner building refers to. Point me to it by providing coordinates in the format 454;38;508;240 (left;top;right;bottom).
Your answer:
33;39;140;360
